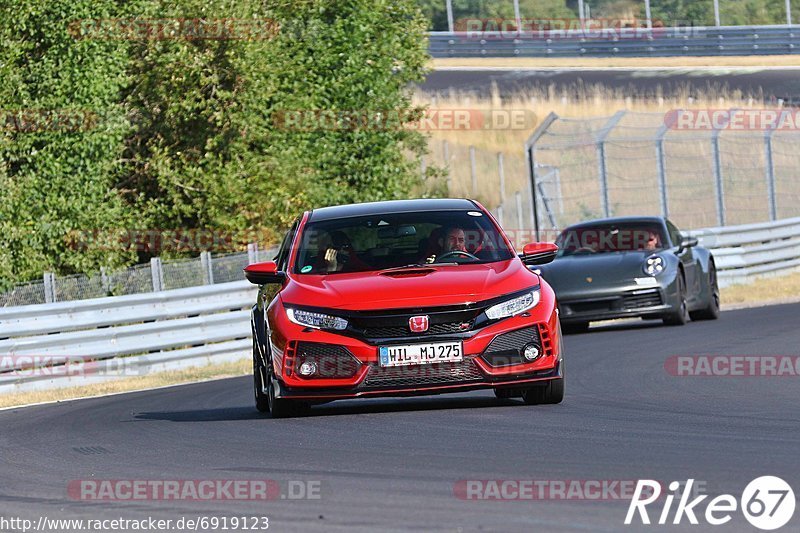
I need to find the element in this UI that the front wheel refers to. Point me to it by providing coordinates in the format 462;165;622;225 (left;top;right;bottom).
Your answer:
663;273;689;326
690;262;720;321
522;361;564;405
253;341;270;413
522;377;564;405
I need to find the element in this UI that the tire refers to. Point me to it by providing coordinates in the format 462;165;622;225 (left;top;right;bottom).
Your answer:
561;321;589;334
663;272;689;326
521;361;565;405
522;377;564;405
494;387;521;399
690;262;720;321
254;338;307;418
253;340;270;413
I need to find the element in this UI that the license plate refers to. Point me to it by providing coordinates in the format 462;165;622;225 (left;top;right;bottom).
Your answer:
378;342;463;368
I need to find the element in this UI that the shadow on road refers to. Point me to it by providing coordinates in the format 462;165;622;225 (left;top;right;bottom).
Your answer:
134;407;265;422
133;395;530;422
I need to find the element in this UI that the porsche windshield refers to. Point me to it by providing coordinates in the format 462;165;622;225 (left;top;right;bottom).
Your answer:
556;223;668;256
294;211;515;274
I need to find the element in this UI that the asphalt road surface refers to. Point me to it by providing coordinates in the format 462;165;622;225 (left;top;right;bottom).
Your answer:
422;68;800;102
1;303;799;532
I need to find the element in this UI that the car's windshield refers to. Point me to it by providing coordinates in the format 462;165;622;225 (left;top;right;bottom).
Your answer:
294;210;515;274
555;223;668;257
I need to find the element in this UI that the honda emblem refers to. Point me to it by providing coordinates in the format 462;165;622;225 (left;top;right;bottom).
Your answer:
409;315;429;333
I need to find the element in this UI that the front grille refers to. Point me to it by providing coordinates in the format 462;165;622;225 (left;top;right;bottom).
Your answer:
622;290;662;309
295;342;361;379
362;320;474;339
481;326;540;367
359;359;483;389
348;306;484;340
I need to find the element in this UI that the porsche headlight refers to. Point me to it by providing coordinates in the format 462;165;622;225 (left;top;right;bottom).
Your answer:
643;255;665;276
286;307;348;330
485;290;540;320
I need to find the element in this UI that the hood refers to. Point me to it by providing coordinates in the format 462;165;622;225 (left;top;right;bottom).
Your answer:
280;260;540;311
537;251;656;290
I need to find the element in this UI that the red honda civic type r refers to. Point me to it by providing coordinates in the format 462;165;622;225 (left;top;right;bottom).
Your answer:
244;199;564;417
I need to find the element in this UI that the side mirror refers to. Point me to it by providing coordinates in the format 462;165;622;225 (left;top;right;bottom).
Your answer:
678;236;699;251
520;242;559;265
244;261;286;285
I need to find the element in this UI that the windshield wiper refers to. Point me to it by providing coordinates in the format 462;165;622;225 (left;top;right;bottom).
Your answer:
380;262;458;272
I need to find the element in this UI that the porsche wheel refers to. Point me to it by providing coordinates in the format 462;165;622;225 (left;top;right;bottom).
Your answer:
663;273;689;326
690;262;720;321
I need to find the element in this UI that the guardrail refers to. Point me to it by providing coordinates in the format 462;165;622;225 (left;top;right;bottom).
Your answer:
2;217;798;395
429;25;800;57
0;281;257;394
691;217;800;286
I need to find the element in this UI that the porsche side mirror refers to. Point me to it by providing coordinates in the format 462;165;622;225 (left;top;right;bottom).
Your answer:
678;236;699;251
244;261;286;285
520;242;558;265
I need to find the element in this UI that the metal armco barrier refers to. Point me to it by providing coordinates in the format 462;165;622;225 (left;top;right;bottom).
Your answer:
690;217;800;286
0;281;257;394
429;25;800;57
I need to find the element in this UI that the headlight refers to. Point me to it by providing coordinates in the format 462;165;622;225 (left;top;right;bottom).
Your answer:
643;255;665;276
485;290;540;320
286;307;348;330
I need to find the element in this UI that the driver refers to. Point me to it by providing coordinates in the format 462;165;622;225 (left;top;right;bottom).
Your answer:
444;227;467;253
644;229;661;251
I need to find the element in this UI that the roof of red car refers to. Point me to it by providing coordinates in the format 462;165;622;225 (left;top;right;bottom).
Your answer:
308;198;478;222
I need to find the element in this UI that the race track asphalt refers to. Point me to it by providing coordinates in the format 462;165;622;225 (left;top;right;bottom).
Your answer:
1;303;799;532
422;68;800;102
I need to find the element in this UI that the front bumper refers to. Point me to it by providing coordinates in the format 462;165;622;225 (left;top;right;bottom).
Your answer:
277;359;563;400
557;282;677;323
269;304;562;401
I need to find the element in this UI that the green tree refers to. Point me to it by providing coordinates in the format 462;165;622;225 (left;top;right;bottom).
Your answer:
0;0;141;288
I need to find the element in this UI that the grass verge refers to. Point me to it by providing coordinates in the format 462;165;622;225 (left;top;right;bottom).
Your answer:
721;270;800;307
431;56;800;69
0;359;250;410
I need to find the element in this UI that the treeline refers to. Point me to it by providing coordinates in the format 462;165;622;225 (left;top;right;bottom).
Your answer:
419;0;797;29
0;0;433;288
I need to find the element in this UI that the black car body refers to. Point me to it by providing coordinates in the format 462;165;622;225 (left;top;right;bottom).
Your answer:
537;216;720;331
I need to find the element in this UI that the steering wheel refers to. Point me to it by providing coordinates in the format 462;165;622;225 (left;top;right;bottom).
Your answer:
436;250;480;262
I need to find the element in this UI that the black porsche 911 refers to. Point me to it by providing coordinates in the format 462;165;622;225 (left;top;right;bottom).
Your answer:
537;216;720;332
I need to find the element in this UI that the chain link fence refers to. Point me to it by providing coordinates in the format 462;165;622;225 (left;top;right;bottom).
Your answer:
528;110;800;233
0;245;277;308
427;109;800;240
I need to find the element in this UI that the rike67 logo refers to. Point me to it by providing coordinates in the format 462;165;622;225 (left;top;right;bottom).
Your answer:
626;477;795;530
